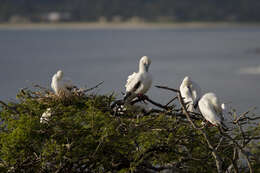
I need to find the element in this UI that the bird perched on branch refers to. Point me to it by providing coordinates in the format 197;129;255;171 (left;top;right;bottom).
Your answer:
124;56;152;102
51;70;75;98
198;92;228;130
180;76;201;112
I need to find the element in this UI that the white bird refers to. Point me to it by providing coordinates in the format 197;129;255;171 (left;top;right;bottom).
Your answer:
179;76;201;112
40;108;52;124
198;93;227;129
51;70;74;98
124;56;152;102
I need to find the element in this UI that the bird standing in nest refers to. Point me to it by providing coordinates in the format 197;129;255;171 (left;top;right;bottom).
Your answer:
51;70;75;99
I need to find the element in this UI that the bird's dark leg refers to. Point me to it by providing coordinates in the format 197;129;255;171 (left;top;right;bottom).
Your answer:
137;94;148;103
203;120;215;127
208;122;217;127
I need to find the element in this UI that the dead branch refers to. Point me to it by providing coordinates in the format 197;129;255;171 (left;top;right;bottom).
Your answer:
83;81;104;93
155;85;180;93
165;96;178;106
219;130;253;173
144;96;170;110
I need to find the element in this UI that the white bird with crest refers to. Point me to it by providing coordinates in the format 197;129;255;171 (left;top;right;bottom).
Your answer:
180;76;201;112
124;56;152;102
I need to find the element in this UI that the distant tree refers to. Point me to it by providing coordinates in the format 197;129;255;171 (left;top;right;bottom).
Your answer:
0;84;259;172
0;0;260;22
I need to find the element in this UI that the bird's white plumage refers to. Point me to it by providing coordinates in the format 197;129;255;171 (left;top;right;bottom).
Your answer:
126;72;138;91
124;56;152;101
51;70;74;98
198;93;225;126
180;76;201;112
40;108;52;124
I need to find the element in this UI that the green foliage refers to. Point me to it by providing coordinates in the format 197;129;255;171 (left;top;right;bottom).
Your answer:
0;88;259;172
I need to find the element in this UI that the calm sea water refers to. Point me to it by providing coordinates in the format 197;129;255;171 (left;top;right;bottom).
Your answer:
0;26;260;113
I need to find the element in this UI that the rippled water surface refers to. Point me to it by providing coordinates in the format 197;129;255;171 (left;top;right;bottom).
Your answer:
0;26;260;113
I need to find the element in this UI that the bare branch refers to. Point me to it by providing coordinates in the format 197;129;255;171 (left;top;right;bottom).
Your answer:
144;96;169;110
155;85;180;93
219;130;253;173
165;96;178;106
155;85;224;173
83;81;104;93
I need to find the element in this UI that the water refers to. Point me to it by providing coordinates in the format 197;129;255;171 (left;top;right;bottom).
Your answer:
0;25;260;113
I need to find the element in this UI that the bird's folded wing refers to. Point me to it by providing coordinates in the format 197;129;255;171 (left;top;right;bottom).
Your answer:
125;72;138;91
212;104;223;121
51;74;57;90
207;103;222;124
181;87;193;103
191;82;201;102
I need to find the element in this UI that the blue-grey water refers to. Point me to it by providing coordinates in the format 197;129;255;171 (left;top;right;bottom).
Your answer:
0;26;260;114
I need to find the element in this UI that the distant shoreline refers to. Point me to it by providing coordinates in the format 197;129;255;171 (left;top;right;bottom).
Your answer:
0;22;260;30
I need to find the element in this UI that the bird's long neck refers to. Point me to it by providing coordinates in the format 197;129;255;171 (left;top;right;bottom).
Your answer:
56;74;63;81
139;63;148;73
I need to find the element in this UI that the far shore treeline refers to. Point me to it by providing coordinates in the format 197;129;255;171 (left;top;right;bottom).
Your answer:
0;0;260;23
